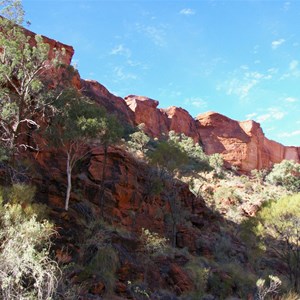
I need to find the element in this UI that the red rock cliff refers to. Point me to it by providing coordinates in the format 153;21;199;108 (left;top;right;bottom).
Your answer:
124;95;300;172
196;111;300;172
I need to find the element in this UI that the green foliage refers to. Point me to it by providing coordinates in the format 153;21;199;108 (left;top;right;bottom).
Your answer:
251;168;268;184
0;0;24;24
140;228;168;256
147;139;188;174
168;131;211;172
245;194;300;292
128;129;150;153
0;15;52;152
209;153;224;177
207;262;255;299
0;184;59;299
48;89;106;146
0;2;64;155
184;257;210;298
78;220;124;295
214;186;241;206
266;160;300;192
83;246;119;294
0;184;49;219
256;275;282;300
98;113;124;148
47;88;109;210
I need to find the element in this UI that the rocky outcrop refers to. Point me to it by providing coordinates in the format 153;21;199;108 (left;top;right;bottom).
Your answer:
22;26;74;65
124;95;169;137
124;95;200;141
81;80;135;126
197;112;300;172
163;106;200;142
124;96;300;172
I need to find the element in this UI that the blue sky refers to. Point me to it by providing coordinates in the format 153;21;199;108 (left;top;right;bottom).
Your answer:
22;0;300;146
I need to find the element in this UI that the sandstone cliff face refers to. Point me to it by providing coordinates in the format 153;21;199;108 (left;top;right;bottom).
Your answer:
124;95;300;172
124;95;169;138
124;95;200;141
197;112;300;172
81;81;134;126
22;26;74;65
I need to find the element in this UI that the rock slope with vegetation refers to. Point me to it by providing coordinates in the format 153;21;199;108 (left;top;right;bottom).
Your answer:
0;1;300;299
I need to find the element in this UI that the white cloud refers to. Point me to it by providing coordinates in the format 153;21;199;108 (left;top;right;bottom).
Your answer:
267;67;278;74
285;97;298;103
223;77;256;99
245;113;257;120
110;44;131;58
136;23;167;47
180;8;196;15
255;107;286;123
113;66;137;80
280;59;300;79
279;130;300;138
271;38;285;49
184;97;207;108
289;60;298;71
219;68;272;101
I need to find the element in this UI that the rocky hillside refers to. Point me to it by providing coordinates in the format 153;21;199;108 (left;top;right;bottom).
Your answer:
1;20;300;300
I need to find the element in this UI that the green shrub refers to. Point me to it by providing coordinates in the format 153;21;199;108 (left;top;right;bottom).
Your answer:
140;228;168;256
168;131;211;172
245;194;300;292
127;129;150;153
184;256;210;298
213;186;241;206
209;153;224;177
0;189;59;299
266;160;300;192
207;262;255;299
82;246;119;294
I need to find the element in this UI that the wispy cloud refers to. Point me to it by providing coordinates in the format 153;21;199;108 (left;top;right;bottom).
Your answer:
110;44;131;58
289;59;298;71
246;113;257;120
136;23;167;47
184;97;207;109
254;107;286;123
113;66;137;80
285;97;298;103
180;8;196;16
280;59;300;79
271;38;285;49
279;130;300;138
218;68;271;100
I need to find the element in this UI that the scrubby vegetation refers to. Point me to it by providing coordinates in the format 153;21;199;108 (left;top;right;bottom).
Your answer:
0;185;59;299
0;1;299;299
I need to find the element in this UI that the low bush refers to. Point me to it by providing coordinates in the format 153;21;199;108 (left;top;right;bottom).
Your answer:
0;184;59;300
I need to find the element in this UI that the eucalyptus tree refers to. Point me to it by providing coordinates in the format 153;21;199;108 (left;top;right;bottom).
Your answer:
0;0;62;156
46;89;106;211
148;140;188;247
98;115;123;217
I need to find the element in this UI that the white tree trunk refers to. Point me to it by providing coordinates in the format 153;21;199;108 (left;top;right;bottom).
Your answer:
65;152;72;211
